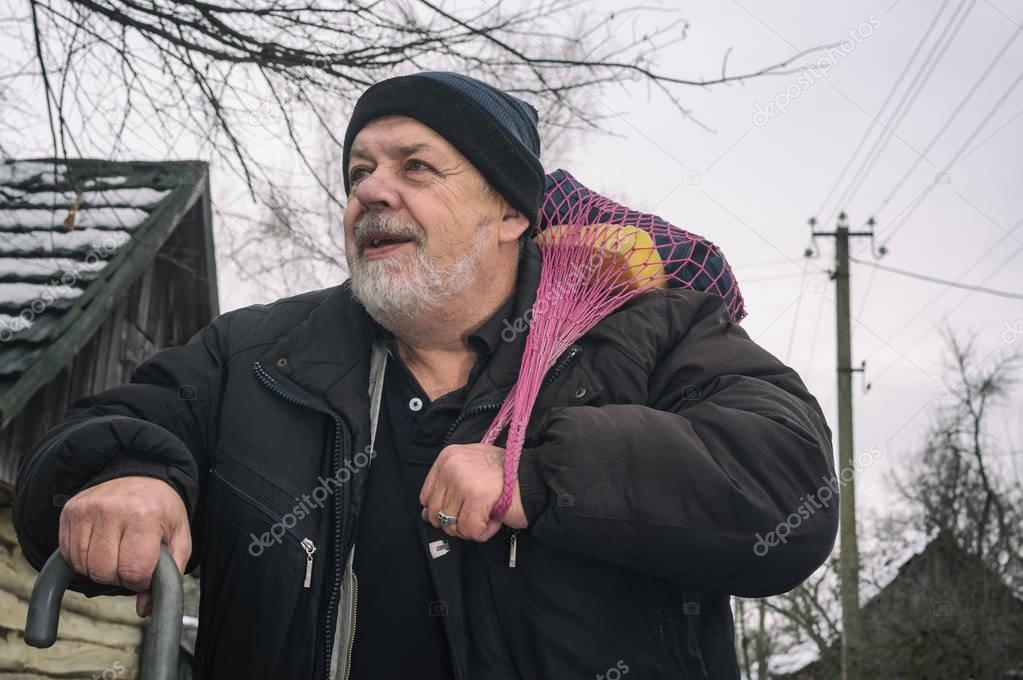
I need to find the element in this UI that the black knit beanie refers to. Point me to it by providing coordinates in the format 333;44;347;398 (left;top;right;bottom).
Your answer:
342;71;545;232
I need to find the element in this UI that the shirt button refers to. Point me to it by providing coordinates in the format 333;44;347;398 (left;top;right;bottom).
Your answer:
408;397;423;412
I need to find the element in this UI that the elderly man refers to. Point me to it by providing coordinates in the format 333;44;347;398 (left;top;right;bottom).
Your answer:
14;72;837;679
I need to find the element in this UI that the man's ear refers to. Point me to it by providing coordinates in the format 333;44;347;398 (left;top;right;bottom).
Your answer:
498;204;530;244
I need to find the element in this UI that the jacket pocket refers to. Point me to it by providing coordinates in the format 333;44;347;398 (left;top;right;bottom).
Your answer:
195;467;322;679
210;467;319;584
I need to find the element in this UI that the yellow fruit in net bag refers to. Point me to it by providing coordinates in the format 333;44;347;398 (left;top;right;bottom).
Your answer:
534;223;668;291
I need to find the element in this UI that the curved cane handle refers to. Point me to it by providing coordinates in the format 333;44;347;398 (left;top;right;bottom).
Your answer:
25;545;182;680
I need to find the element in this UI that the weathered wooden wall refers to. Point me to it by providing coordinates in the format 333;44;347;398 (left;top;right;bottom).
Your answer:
0;199;212;678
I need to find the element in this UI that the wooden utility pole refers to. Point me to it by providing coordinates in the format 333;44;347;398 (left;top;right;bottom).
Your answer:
808;212;880;680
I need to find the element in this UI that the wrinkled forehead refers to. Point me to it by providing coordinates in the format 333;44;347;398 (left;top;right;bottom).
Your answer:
348;115;461;164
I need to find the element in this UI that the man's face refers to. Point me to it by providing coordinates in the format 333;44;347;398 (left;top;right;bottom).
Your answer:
343;115;518;325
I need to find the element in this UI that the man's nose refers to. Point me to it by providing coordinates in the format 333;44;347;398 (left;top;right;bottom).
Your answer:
352;169;401;212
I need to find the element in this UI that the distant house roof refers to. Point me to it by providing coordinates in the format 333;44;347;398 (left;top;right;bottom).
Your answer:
0;158;218;429
766;531;1023;677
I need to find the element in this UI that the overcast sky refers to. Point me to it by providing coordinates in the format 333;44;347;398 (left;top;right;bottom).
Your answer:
550;0;1023;533
3;0;1021;532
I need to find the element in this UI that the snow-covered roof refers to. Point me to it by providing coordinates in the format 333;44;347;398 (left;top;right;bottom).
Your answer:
763;529;1022;677
860;530;938;607
0;282;83;307
0;161;66;186
0;187;169;209
0;256;108;281
0;157;218;487
763;531;940;676
0;207;150;230
769;641;821;675
0;158;202;373
0;230;130;257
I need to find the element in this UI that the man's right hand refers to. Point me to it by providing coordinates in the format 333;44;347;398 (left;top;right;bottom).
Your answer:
57;476;191;618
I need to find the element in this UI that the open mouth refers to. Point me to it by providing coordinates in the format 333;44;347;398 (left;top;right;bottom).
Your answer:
361;234;415;258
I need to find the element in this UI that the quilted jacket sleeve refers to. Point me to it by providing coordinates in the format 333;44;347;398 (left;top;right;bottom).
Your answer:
516;290;838;597
13;311;237;596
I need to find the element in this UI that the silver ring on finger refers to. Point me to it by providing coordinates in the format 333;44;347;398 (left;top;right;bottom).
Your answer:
437;510;458;525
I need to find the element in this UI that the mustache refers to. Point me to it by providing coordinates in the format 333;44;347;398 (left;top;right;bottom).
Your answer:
353;213;424;250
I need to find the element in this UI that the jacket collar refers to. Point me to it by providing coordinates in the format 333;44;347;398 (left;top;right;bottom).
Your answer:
459;239;542;403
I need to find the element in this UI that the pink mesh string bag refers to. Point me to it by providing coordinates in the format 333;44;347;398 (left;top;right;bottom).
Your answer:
485;169;746;521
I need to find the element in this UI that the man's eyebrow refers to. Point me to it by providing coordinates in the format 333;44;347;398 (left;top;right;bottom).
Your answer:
349;142;436;161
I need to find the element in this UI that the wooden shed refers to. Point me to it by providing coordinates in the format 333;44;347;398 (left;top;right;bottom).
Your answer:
0;158;217;678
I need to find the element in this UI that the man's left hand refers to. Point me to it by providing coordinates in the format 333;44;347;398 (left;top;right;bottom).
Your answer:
419;443;527;542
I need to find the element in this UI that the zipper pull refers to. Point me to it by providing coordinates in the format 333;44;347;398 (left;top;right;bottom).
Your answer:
301;538;316;588
508;530;519;568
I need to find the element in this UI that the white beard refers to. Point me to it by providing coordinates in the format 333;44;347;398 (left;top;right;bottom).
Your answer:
347;213;491;328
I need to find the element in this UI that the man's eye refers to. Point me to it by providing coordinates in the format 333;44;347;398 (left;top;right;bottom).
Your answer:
407;160;431;172
350;168;369;182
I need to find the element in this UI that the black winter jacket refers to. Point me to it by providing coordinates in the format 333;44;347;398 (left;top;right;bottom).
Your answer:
14;239;838;679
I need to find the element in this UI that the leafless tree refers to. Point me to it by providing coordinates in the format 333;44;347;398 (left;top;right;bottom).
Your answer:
3;0;842;297
763;555;841;673
740;333;1023;679
892;330;1023;590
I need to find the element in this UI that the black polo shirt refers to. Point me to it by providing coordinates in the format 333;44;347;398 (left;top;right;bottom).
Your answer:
348;292;516;680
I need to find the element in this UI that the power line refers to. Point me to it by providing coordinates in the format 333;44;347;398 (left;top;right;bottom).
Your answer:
863;244;1020;389
785;267;809;363
859;229;1023;388
804;285;829;378
874;67;1023;246
850;256;1023;299
856;264;879;320
861;218;1023;347
815;0;953;221
831;0;977;225
874;18;1022;217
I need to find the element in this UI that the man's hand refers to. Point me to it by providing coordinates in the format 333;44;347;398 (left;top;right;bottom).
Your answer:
419;443;527;542
58;476;191;618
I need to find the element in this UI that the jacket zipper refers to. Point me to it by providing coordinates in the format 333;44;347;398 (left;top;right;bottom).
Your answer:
508;530;519;567
343;571;358;680
211;467;316;583
446;344;584;571
441;344;583;445
302;539;317;588
441;399;502;445
253;360;349;679
541;344;582;390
